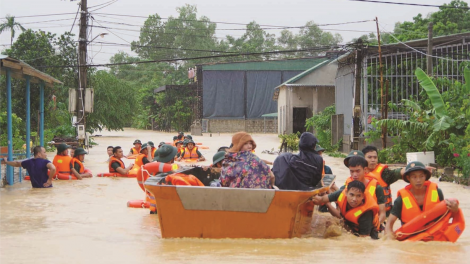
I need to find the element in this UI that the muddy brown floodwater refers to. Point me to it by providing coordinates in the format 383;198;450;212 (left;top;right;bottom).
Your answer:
1;128;469;264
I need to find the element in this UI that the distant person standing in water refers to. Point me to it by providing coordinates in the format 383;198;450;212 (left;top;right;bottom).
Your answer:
2;146;56;188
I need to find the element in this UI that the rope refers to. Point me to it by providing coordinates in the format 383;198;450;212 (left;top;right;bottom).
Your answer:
395;209;450;238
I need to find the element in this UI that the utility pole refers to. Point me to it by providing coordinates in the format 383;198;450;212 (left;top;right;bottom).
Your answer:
352;39;363;151
77;0;87;147
427;22;433;75
376;17;387;149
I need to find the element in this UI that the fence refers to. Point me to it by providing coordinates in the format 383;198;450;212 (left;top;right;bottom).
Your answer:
0;152;28;187
362;37;470;133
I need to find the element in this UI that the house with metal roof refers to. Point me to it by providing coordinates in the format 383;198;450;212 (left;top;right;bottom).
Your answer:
196;56;337;133
273;58;337;134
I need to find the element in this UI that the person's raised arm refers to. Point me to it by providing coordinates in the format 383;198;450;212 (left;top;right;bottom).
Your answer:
1;157;22;167
325;202;341;218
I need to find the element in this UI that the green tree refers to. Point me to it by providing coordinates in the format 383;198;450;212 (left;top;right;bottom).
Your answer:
86;71;138;131
0;15;26;45
226;21;278;60
386;0;470;43
296;21;342;56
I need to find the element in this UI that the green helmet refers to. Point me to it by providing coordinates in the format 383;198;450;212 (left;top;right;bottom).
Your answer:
403;161;430;183
344;150;365;167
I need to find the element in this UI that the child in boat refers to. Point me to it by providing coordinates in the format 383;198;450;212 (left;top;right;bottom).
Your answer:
385;161;460;240
219;132;274;189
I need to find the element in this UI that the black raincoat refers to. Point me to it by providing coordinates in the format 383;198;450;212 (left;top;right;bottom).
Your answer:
273;132;324;190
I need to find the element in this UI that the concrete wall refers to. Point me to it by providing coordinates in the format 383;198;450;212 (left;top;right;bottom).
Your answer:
206;119;278;133
296;62;337;86
312;86;335;114
335;65;354;136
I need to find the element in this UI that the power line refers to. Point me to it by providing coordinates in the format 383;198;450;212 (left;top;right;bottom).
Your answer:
92;41;239;53
70;3;81;33
89;0;119;12
91;18;373;31
36;46;339;68
0;13;78;19
88;0;117;9
349;0;470;9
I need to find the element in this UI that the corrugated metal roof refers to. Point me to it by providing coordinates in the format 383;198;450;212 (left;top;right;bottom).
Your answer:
276;59;334;87
201;57;330;71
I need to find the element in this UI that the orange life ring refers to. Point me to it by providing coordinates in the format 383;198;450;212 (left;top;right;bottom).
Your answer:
126;154;137;159
127;199;149;208
196;143;202;145
396;199;466;242
84;168;93;177
24;175;30;180
199;146;209;149
56;173;78;180
137;162;179;191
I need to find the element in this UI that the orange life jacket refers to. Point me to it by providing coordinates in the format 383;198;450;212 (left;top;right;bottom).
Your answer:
134;153;147;168
165;173;204;186
131;147;141;155
182;147;199;159
366;164;392;211
71;157;84;174
397;181;440;224
109;156;125;173
52;155;72;174
337;189;381;232
345;177;379;202
150;147;156;160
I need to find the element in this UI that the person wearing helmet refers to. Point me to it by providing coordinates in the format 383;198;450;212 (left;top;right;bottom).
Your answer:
134;143;152;169
70;148;92;180
385;161;458;240
175;140;184;158
127;139;142;157
177;139;205;161
148;141;157;160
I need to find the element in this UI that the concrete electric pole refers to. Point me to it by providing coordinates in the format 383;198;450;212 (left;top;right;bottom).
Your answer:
77;0;87;147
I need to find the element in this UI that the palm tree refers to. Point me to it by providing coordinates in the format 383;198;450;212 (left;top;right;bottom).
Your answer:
0;15;26;46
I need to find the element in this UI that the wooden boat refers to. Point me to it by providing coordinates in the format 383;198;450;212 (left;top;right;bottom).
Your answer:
144;171;335;239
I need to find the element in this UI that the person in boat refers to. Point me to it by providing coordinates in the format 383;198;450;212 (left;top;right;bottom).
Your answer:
70;148;92;180
127;139;142;157
272;132;324;190
313;180;380;239
219;132;274;189
52;143;72;175
2;146;56;188
385;161;460;240
362;145;434;217
315;145;333;174
134;143;152;168
148;141;157;160
176;140;206;162
154;144;178;164
109;146;134;175
106;145;113;162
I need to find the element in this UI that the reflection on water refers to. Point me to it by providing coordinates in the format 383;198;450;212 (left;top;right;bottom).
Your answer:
1;129;469;264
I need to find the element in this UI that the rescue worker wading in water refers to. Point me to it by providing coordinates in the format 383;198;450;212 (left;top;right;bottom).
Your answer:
52;143;73;175
176;139;206;162
134;143;152;168
70;148;92;180
385;161;460;240
362;145;435;217
109;146;134;175
127;139;142;157
314;180;381;239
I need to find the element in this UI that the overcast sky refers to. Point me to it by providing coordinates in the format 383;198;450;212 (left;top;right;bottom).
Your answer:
0;0;456;64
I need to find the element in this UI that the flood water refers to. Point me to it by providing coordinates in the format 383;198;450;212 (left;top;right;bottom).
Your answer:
1;128;469;263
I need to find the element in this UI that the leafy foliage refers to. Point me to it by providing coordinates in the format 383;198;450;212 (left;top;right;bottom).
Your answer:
305;105;340;152
0;15;26;45
278;132;300;152
86;71;138;132
0;112;24;150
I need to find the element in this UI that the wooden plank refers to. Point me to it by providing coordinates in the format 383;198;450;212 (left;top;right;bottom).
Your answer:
2;60;22;70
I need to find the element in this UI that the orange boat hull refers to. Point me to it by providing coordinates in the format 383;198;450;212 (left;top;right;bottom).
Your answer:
145;178;329;239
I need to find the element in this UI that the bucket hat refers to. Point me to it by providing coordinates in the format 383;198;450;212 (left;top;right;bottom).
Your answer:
154;144;178;163
403;161;431;183
344;150;365;167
